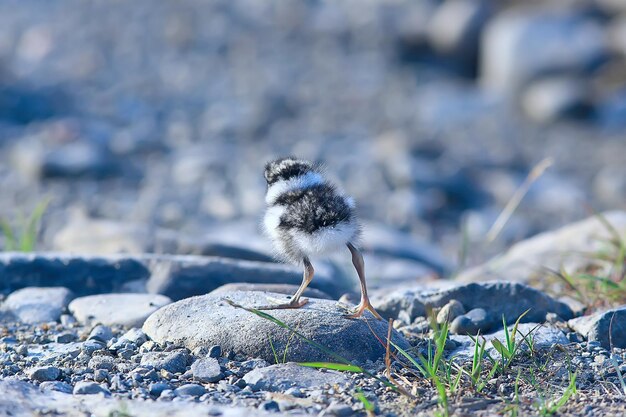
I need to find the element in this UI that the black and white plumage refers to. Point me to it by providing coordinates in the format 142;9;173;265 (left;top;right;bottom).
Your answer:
260;157;382;319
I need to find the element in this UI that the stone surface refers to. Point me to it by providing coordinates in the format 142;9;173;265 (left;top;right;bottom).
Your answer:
481;8;608;93
88;325;114;343
436;299;465;324
73;381;111;396
140;351;190;374
243;363;349;392
0;379;267;417
147;256;345;300
450;308;488;335
25;365;61;382
39;381;73;394
174;383;207;397
143;291;409;364
210;283;332;300
0;253;149;294
69;293;172;327
457;211;626;283
2;287;73;324
373;281;573;333
191;357;223;383
568;306;626;349
0;253;347;300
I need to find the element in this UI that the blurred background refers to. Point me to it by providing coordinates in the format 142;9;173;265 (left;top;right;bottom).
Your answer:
0;0;624;271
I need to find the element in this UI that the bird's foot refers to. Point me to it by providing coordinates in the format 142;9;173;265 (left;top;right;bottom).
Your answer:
342;299;383;320
255;296;309;311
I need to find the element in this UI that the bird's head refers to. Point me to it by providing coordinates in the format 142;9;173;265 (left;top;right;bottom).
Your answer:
264;157;315;186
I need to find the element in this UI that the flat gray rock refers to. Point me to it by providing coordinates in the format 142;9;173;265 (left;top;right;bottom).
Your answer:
0;252;347;300
26;366;61;382
2;287;73;324
190;357;223;383
143;291;409;364
0;252;150;295
373;281;573;333
140;351;190;374
243;363;349;392
457;211;626;283
146;256;346;300
69;293;172;327
210;283;332;300
0;379;266;416
568;306;626;349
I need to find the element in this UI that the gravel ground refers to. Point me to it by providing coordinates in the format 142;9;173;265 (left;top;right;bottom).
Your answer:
1;1;626;416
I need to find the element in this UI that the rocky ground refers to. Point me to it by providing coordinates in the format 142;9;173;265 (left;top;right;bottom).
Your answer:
1;0;626;416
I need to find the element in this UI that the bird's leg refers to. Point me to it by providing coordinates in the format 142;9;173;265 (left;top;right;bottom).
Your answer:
344;242;383;320
257;257;314;310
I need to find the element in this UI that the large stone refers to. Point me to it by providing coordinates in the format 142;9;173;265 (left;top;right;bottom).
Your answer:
0;252;346;300
0;253;149;295
146;256;345;300
2;287;73;324
481;8;608;94
457;211;626;283
373;281;573;333
0;379;263;416
209;283;332;300
143;291;409;364
568;306;626;349
243;363;349;392
68;293;172;327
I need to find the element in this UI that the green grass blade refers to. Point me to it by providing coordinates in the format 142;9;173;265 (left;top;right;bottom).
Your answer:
19;198;49;251
355;388;375;412
299;362;363;372
268;335;279;364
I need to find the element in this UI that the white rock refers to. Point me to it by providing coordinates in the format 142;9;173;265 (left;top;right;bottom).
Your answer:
2;287;73;324
69;293;171;327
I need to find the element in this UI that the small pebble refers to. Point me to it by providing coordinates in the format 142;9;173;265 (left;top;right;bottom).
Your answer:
26;366;61;382
55;332;77;344
15;345;29;356
209;345;222;359
94;369;109;382
149;382;171;397
82;340;105;356
73;381;110;395
259;401;280;412
39;381;73;393
175;383;207;397
88;325;113;343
